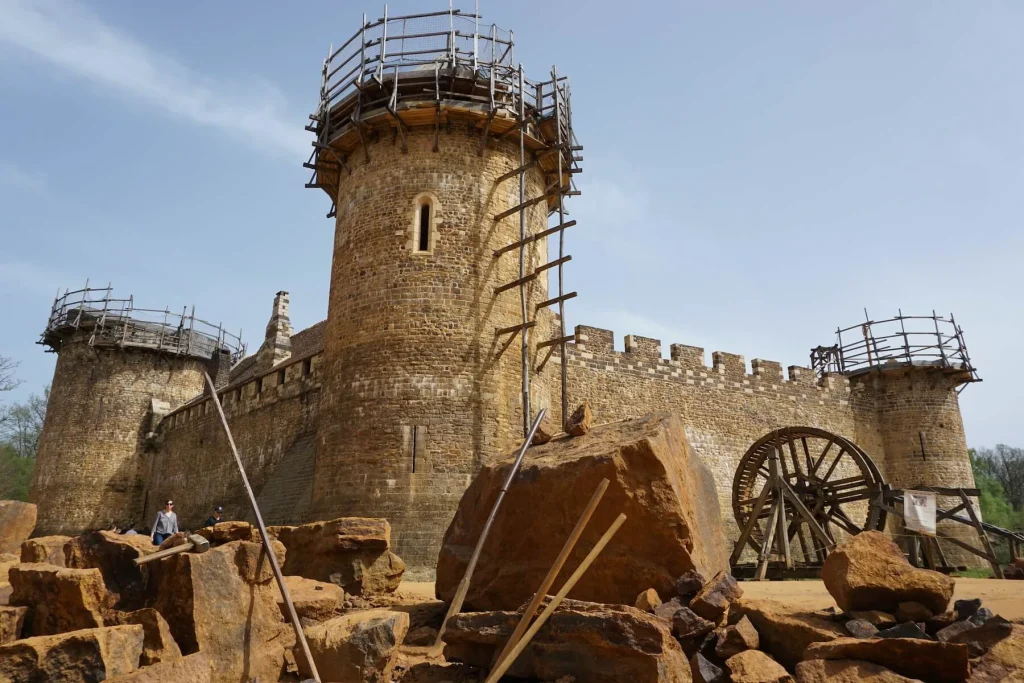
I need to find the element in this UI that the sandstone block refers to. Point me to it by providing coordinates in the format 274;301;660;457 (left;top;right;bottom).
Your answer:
636;588;662;613
848;610;896;628
270;517;405;595
196;520;259;544
0;500;36;554
272;575;346;622
405;625;438;646
715;615;759;659
566;401;593;436
149;540;292;683
731;599;845;670
821;532;954;615
690;571;742;624
437;413;729;610
893;601;932;623
20;535;71;566
726;650;793;683
967;623;1024;682
107;653;211;683
115;608;181;666
9;563;108;636
0;552;17;604
0;605;26;644
532;412;559;445
0;624;144;682
804;636;969;683
794;659;921;682
64;530;159;610
300;609;408;682
444;599;690;683
945;614;1012;657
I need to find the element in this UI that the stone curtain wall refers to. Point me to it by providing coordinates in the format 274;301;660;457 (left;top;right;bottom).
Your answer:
561;324;885;541
31;332;207;535
313;124;551;575
146;353;323;531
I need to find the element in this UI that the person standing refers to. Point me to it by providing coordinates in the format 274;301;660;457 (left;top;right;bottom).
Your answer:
151;500;178;546
204;505;225;528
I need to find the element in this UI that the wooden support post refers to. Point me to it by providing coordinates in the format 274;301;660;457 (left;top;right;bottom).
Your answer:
959;489;1003;578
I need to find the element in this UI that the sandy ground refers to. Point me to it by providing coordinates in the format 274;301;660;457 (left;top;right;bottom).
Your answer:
398;578;1024;619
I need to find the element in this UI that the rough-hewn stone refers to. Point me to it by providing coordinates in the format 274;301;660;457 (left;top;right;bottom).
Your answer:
0;624;144;682
270;517;405;595
443;599;690;683
148;540;292;683
64;530;158;610
844;619;879;639
300;609;408;682
731;599;845;670
726;650;793;683
566;401;593;436
795;659;921;682
945;615;1013;657
20;535;70;566
437;414;729;610
821;532;955;614
9;563;109;636
690;652;725;683
968;623;1024;682
107;653;211;683
715;615;759;659
114;608;181;666
0;500;36;554
675;569;706;598
636;588;662;613
0;605;27;643
196;520;258;544
893;601;932;623
804;636;969;683
690;571;743;624
848;610;896;628
271;575;346;622
673;607;716;641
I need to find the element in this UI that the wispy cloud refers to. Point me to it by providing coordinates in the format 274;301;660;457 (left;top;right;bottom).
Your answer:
0;160;45;192
0;0;307;157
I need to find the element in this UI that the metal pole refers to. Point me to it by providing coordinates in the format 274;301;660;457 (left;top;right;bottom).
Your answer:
552;66;568;430
202;373;322;683
517;64;531;438
434;407;547;649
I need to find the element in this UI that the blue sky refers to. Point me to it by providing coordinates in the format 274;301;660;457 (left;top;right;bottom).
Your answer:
0;1;1020;447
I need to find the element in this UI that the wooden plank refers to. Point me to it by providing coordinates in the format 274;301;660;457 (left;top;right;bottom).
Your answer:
536;292;577;310
537;334;574;349
494;272;538;295
493;220;577;257
533;255;571;274
731;478;773;566
495;321;536;336
959;489;1003;578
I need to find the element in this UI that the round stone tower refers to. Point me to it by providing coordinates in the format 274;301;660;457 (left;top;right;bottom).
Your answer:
31;285;242;535
306;10;581;573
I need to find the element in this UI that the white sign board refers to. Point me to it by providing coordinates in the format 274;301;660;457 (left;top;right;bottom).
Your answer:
904;490;937;536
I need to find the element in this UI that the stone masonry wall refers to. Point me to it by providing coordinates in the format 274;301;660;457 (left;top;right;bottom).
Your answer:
30;332;208;535
145;351;324;530
313;124;552;576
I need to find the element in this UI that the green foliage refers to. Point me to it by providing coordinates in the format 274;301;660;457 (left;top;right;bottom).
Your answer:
969;448;1024;531
952;568;994;579
0;442;34;501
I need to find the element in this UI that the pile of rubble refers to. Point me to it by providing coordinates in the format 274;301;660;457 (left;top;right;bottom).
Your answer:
0;502;413;682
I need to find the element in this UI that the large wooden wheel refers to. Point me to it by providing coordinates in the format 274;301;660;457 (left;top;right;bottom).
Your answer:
731;427;887;576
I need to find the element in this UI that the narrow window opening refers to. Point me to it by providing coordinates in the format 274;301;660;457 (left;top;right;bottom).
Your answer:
411;426;418;472
234;388;241;402
302;358;312;376
278;369;286;386
417;202;431;252
256;378;263;395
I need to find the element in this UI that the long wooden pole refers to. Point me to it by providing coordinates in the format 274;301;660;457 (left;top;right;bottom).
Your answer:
203;373;321;683
491;478;609;667
485;513;627;683
433;407;547;649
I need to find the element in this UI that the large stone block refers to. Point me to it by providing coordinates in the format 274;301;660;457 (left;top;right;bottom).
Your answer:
821;531;955;615
0;500;36;554
437;413;729;610
9;563;109;636
804;636;969;683
269;517;405;595
107;653;211;683
113;608;182;666
0;605;27;644
795;659;919;682
0;624;144;682
148;540;292;683
443;599;690;683
731;599;845;669
300;609;408;682
20;535;71;566
271;575;346;623
64;530;159;610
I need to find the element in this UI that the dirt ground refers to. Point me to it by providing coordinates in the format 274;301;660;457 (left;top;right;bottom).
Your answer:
398;578;1024;619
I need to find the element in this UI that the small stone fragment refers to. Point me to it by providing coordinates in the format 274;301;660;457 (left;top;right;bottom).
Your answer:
970;607;993;625
676;569;707;597
635;588;662;613
924;610;957;635
954;598;981;620
725;649;793;683
848;610;896;628
935;619;976;643
566;401;593;436
690;652;726;683
673;606;715;640
894;601;932;623
946;614;1012;657
405;625;437;646
715;615;759;659
157;532;188;550
531;413;558;445
0;605;27;644
877;621;929;640
844;619;879;639
690;571;743;623
653;596;686;622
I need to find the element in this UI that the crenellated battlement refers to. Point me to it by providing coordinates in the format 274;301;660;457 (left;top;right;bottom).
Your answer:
569;324;849;396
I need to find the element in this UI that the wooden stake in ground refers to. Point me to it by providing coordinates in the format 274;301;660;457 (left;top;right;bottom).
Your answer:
485;513;627;683
203;373;321;683
491;478;610;667
433;407;548;650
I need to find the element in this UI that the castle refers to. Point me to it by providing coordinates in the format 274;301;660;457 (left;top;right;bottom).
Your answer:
28;9;981;577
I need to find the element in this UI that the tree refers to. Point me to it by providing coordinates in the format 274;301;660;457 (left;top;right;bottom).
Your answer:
0;387;48;459
973;445;1024;511
0;354;20;393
